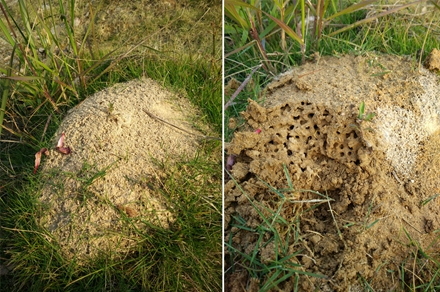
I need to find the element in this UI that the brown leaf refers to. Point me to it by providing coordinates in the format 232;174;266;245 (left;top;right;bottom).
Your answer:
57;146;71;155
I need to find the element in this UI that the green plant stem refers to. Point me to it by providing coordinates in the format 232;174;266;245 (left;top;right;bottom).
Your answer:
0;83;8;139
0;44;15;139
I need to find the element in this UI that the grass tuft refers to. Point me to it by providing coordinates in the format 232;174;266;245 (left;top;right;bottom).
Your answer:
225;165;330;290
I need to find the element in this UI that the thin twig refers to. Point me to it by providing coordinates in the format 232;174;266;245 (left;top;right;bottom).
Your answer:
41;114;52;142
392;171;402;184
327;196;347;249
224;64;262;110
142;108;220;141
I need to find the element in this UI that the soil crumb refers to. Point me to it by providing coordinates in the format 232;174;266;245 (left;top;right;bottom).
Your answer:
425;48;440;72
225;53;440;291
39;78;205;262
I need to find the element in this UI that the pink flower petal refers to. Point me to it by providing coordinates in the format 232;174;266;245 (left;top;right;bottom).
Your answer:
255;128;261;134
57;132;66;148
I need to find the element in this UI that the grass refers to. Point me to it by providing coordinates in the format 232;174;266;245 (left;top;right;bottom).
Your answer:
0;0;221;291
225;166;331;291
225;0;440;290
2;147;221;291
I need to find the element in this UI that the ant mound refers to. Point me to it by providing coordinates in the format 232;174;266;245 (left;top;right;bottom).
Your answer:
225;53;440;291
38;78;208;263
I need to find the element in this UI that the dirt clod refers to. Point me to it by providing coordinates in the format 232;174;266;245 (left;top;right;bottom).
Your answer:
425;48;440;72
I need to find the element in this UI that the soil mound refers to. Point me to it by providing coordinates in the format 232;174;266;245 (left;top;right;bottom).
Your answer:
225;53;440;291
38;78;205;262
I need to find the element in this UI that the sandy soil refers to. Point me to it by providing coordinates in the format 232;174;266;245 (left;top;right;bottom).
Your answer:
38;78;207;262
225;52;440;291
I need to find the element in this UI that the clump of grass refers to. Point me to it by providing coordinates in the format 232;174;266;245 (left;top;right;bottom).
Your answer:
225;165;331;290
0;0;120;144
357;101;376;122
350;101;376;132
394;228;440;291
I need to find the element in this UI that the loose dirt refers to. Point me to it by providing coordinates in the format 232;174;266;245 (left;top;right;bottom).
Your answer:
38;78;208;262
225;53;440;291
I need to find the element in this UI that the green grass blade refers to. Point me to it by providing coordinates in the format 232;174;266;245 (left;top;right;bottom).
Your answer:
329;0;426;36
261;9;304;45
225;0;304;45
359;101;365;119
225;2;250;29
283;163;294;191
0;17;16;45
326;0;377;22
420;194;439;206
366;219;379;230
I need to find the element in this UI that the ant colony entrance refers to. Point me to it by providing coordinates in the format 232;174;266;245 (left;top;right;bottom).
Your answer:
225;53;440;291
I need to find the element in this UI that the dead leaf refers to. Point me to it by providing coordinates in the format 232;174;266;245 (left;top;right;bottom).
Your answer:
34;148;49;174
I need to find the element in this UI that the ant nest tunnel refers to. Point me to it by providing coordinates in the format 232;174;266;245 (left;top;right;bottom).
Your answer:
37;78;209;263
225;52;440;291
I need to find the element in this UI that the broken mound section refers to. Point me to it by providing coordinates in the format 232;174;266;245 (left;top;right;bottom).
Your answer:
225;54;440;291
39;78;204;262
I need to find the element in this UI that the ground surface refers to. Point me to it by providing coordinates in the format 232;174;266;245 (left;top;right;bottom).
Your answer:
225;52;440;291
0;0;218;65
